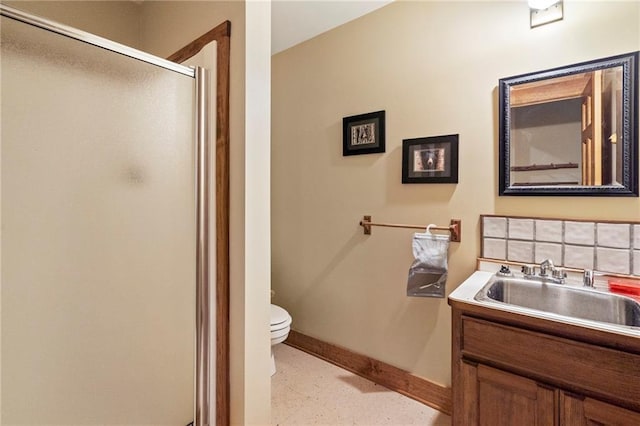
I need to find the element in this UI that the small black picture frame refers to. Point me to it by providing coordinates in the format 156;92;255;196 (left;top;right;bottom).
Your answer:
342;110;385;156
402;134;459;184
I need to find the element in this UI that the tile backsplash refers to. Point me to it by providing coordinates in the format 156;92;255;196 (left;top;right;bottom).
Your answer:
563;221;595;246
483;217;507;238
535;220;563;243
507;240;534;263
481;215;640;276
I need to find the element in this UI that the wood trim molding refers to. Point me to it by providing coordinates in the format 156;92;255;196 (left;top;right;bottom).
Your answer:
167;21;231;63
167;21;231;426
285;330;452;416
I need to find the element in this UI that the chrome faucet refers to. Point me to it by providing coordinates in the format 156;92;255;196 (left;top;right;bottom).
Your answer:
551;267;567;284
521;259;566;284
539;259;554;277
541;258;567;284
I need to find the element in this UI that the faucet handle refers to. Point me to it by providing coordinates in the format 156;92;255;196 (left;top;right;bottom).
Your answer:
551;267;567;283
521;264;536;276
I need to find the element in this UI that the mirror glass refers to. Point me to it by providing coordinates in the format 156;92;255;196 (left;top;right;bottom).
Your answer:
499;52;638;196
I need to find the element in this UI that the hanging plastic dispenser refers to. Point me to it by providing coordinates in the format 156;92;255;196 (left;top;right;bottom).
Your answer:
406;224;449;298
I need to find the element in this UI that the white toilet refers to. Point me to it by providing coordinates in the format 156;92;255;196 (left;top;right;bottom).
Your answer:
270;304;292;376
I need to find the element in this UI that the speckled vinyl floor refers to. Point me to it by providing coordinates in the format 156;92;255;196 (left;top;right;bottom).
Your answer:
271;344;452;426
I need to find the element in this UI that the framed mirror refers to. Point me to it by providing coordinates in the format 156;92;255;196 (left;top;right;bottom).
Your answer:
499;52;639;196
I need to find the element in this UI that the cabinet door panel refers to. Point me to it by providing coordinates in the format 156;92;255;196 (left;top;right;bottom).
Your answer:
561;392;587;426
461;360;479;424
562;391;640;425
476;364;556;426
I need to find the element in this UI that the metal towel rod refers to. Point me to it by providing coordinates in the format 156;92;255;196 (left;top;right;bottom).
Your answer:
359;215;462;242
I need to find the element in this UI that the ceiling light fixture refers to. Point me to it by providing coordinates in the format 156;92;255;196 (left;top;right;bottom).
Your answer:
529;0;563;28
528;0;560;10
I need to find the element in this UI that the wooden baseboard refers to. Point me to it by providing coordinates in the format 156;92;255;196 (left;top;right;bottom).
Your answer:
285;330;452;416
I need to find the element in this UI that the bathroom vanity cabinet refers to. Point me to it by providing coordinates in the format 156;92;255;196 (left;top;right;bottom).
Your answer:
450;301;640;425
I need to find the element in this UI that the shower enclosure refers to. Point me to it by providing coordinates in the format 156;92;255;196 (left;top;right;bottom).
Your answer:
1;5;212;425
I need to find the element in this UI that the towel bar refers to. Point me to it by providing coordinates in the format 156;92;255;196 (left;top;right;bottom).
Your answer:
359;215;461;242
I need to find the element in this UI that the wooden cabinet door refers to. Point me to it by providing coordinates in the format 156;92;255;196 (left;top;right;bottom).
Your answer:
561;391;640;425
461;361;556;426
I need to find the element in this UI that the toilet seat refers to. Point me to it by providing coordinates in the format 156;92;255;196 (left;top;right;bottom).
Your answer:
270;305;291;343
271;327;290;340
271;304;292;332
271;318;291;331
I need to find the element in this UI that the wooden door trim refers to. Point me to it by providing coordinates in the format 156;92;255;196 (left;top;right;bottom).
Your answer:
168;20;231;426
167;21;231;63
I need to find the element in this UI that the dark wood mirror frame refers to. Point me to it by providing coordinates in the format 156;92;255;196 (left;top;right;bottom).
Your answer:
499;52;639;196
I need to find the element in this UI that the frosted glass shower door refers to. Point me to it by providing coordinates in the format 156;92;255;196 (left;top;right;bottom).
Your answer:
1;15;198;426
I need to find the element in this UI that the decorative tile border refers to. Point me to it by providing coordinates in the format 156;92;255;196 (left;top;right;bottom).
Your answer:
481;215;640;276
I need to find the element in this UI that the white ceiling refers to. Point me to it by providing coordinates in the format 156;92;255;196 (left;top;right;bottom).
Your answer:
271;0;393;55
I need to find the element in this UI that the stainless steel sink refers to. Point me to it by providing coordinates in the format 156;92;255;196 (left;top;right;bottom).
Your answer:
474;277;640;328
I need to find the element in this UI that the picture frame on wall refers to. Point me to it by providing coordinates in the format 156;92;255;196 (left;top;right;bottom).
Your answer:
402;134;459;183
342;110;386;156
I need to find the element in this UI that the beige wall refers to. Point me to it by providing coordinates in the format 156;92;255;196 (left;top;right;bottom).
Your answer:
511;99;582;185
3;1;142;47
271;0;640;387
1;1;271;424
